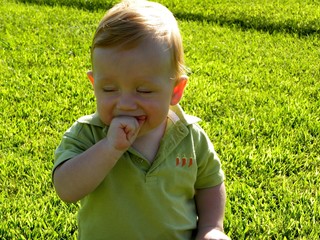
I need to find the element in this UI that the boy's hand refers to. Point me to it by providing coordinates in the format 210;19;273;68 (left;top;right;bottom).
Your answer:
196;228;230;240
107;116;144;151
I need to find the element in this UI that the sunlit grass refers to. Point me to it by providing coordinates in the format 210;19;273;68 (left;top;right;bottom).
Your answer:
1;0;319;239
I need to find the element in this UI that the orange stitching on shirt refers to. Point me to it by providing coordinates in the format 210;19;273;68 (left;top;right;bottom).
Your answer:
176;157;193;167
182;158;187;166
176;157;180;166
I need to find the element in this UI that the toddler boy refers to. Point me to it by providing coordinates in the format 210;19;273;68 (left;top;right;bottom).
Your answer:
53;1;230;239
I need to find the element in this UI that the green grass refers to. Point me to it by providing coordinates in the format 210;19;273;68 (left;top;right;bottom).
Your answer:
1;0;319;239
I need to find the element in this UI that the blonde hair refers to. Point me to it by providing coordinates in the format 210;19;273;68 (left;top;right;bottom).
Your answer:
91;0;186;79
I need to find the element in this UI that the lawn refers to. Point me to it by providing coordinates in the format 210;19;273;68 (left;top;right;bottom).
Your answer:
0;0;319;239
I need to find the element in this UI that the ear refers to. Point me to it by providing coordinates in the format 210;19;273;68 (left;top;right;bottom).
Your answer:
87;70;94;85
170;75;188;105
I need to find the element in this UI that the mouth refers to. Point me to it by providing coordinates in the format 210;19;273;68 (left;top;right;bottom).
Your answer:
113;114;147;125
134;115;147;125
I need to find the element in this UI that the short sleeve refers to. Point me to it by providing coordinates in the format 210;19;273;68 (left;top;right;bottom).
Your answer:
53;122;96;172
192;124;225;189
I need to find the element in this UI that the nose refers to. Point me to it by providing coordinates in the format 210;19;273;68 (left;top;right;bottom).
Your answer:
116;93;137;111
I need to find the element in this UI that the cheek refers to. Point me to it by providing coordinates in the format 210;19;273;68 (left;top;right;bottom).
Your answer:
95;97;114;124
143;101;170;122
96;94;115;108
142;99;166;111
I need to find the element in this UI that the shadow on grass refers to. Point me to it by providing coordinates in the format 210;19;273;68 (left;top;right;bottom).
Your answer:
16;0;319;36
175;12;319;36
15;0;116;12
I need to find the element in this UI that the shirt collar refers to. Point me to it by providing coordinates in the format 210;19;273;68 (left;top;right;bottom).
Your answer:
168;105;201;125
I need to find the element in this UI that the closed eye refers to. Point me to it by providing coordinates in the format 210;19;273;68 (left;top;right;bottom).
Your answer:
137;89;152;94
103;87;117;92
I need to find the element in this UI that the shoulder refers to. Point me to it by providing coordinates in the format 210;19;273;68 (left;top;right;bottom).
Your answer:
169;105;210;141
168;105;214;155
76;112;105;127
54;113;107;170
58;113;108;151
65;113;106;136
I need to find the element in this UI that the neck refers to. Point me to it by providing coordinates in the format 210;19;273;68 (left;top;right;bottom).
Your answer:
132;120;167;163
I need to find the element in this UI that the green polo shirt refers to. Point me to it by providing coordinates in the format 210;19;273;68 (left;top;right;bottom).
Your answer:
54;105;225;240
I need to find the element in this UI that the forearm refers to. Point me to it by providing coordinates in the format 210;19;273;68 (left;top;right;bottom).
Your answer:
195;182;227;235
53;138;124;203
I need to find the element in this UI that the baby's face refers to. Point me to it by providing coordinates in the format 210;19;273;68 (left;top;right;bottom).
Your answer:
91;39;176;137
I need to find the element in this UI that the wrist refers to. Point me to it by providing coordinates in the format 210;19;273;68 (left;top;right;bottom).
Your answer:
196;227;230;240
99;138;126;160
